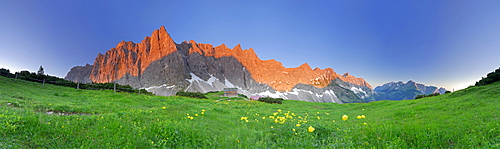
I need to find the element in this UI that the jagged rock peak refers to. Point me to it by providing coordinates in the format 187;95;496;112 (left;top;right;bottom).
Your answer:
88;26;178;83
68;26;373;91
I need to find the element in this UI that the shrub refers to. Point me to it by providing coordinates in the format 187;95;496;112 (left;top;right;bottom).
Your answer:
414;92;441;99
176;91;207;99
257;97;284;104
238;94;248;99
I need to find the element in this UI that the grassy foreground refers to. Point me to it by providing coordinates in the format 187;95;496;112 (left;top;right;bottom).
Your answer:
0;76;499;148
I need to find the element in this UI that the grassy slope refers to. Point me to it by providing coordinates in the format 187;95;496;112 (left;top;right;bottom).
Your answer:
0;76;499;148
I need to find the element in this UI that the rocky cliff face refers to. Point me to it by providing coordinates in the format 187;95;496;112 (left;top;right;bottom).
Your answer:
65;26;375;103
374;80;447;100
65;64;93;83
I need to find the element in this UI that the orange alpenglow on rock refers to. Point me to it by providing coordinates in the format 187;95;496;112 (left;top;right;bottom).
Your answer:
184;40;372;91
90;26;177;83
86;26;372;91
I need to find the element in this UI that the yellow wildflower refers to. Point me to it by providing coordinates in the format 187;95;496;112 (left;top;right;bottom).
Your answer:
162;107;166;109
317;116;321;120
61;126;64;128
201;112;204;114
240;117;248;120
308;126;315;132
357;115;362;119
296;124;301;127
342;115;349;121
262;117;266;119
364;122;367;125
277;109;282;112
292;128;296;131
361;115;366;119
195;114;198;116
202;109;206;112
270;126;274;128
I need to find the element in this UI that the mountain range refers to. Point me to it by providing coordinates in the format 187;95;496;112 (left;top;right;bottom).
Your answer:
374;80;447;100
65;26;445;103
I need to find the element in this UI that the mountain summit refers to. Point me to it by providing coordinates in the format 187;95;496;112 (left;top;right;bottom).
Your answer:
65;26;375;103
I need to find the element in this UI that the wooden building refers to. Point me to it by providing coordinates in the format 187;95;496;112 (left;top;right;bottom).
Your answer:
223;88;238;97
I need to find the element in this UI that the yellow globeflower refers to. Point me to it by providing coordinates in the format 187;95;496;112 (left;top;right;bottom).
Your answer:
308;126;315;132
342;115;349;121
361;115;366;119
357;115;362;119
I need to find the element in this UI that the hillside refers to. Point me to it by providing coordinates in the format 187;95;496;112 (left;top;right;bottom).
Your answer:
0;75;499;148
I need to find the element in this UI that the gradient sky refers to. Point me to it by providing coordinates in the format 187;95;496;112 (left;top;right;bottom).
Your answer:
1;1;500;90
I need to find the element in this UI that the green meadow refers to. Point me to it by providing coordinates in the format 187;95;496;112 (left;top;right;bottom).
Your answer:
0;76;499;148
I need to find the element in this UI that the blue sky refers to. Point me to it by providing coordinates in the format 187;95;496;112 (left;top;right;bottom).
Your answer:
1;0;500;90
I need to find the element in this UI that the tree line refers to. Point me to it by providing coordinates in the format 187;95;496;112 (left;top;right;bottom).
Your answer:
0;67;150;94
475;67;500;86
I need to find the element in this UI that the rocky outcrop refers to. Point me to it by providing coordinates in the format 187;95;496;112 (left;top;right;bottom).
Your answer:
64;64;93;83
374;80;448;100
65;26;375;103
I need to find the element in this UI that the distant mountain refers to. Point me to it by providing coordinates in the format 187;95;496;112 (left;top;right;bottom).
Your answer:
65;26;375;103
374;80;447;100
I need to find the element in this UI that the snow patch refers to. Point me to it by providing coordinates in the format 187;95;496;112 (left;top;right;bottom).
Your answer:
323;90;337;98
350;87;366;94
187;73;203;83
206;74;218;85
258;90;286;99
144;84;175;90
